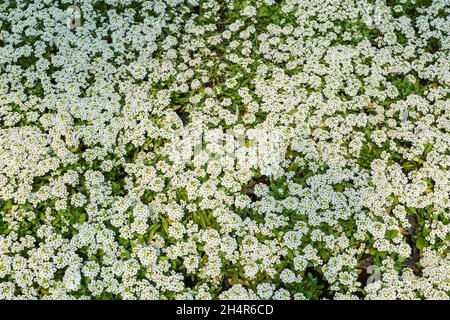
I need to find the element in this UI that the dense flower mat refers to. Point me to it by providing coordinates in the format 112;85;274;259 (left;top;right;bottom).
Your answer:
0;0;449;299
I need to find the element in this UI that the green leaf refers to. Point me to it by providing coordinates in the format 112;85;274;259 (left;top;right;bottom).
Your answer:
3;200;13;210
416;237;428;250
199;211;207;229
423;143;433;155
257;6;269;18
161;217;169;233
147;224;160;241
232;271;239;284
402;162;416;170
385;229;398;239
112;182;121;195
78;213;87;223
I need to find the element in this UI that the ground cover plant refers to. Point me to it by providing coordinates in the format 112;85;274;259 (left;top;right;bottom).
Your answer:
0;0;449;300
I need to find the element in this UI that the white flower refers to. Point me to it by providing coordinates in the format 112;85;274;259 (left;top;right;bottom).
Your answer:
63;267;81;292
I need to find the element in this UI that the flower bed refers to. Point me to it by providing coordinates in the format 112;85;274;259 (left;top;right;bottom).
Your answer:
0;0;449;299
